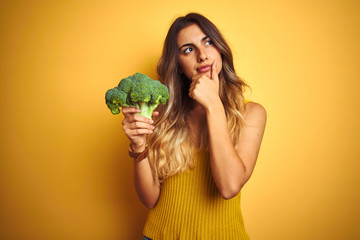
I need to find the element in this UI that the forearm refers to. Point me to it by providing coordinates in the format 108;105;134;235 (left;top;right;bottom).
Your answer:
132;145;160;208
133;158;160;208
205;100;247;199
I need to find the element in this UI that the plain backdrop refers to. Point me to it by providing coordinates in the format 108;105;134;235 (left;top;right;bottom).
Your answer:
0;0;359;239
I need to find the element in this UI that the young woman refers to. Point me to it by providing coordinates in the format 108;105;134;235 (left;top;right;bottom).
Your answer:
122;13;266;240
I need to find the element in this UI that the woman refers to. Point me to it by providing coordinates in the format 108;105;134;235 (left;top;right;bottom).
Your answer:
122;13;266;240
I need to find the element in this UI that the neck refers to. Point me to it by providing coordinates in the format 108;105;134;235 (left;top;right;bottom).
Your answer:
188;100;206;120
186;100;207;147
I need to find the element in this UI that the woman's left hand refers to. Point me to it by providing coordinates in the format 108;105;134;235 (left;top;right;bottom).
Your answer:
188;62;221;110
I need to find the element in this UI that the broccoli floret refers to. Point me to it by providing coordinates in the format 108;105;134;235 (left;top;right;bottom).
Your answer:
105;72;169;119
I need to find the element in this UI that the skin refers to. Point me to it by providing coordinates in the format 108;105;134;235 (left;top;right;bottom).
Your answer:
178;24;267;199
121;23;267;207
121;108;159;208
177;24;223;81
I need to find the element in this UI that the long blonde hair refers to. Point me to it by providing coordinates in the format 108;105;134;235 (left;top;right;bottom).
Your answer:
147;13;250;184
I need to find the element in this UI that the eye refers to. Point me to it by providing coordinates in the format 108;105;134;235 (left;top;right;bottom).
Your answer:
184;47;193;54
205;40;213;45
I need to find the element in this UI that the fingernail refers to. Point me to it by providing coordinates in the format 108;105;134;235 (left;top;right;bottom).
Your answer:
149;120;154;124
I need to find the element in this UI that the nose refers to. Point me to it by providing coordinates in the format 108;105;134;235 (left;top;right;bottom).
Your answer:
197;47;208;62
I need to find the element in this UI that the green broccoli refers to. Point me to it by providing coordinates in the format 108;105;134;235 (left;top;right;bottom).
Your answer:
105;72;169;119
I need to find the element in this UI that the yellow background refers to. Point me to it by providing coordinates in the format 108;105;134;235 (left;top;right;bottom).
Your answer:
1;0;359;239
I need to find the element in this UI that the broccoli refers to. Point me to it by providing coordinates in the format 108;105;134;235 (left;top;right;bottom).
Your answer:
105;72;169;119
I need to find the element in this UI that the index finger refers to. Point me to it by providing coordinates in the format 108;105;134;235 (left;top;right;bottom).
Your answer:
211;61;218;81
122;108;154;124
122;107;141;117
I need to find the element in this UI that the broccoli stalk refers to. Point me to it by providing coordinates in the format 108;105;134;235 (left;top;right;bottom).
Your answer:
105;72;169;119
133;101;159;119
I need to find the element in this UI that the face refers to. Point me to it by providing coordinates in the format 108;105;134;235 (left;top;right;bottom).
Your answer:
177;24;222;80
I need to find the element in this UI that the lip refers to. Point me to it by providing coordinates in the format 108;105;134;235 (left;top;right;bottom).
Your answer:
196;64;212;73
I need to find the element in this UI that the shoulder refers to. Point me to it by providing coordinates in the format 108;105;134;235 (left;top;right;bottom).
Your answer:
243;101;267;127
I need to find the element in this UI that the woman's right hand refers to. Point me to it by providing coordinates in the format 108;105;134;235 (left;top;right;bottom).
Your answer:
121;107;157;152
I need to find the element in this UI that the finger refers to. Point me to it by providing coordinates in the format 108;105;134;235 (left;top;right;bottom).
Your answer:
189;83;194;93
188;91;195;99
131;114;154;124
211;62;218;81
123;121;154;134
189;77;198;92
127;128;154;136
122;109;154;123
188;87;196;99
122;107;141;117
188;86;194;99
188;79;198;99
152;111;159;118
122;115;153;128
128;121;154;131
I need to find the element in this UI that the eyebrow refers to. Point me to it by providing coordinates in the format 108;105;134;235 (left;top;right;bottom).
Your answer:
178;35;210;51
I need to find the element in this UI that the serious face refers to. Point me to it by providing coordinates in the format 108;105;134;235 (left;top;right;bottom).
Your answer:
177;24;222;81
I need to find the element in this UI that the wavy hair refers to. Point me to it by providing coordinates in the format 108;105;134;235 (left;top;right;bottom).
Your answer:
147;13;250;184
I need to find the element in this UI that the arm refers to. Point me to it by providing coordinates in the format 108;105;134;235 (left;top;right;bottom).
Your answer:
189;63;266;199
133;154;161;208
206;100;266;199
122;107;160;208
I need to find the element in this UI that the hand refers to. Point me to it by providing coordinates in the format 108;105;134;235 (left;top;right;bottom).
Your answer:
188;62;221;109
121;107;157;152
